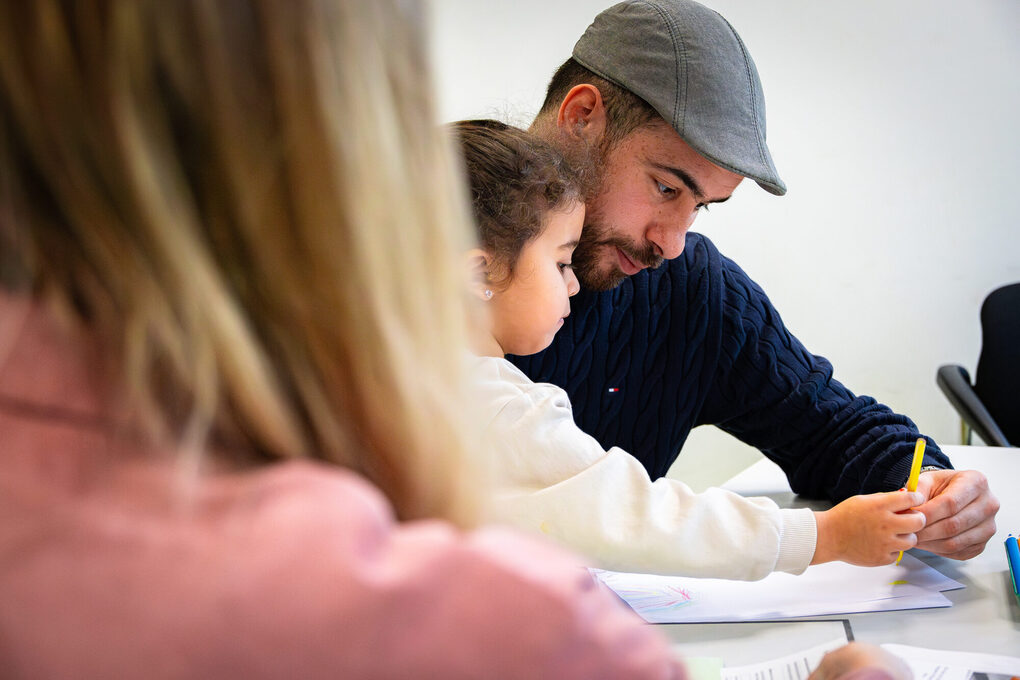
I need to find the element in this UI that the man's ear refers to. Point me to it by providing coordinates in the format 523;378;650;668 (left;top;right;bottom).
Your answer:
464;248;495;301
557;84;607;143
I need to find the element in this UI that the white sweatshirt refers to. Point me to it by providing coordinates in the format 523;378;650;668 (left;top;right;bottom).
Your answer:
473;355;817;580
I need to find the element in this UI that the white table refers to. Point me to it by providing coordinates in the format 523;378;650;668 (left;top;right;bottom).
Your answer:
660;445;1020;659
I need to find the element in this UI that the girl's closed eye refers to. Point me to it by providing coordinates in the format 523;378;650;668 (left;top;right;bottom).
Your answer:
558;262;573;271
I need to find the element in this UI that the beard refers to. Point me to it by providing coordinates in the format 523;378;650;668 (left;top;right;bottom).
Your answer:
571;208;664;291
554;131;664;292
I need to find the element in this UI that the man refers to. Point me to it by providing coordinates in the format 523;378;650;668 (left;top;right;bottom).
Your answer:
510;0;997;560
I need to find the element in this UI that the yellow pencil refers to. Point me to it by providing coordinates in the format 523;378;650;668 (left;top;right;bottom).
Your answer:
895;437;926;565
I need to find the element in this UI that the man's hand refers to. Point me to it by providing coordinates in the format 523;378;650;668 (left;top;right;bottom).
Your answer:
913;469;999;559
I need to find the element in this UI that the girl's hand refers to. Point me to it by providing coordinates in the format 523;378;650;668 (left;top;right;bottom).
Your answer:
812;491;926;566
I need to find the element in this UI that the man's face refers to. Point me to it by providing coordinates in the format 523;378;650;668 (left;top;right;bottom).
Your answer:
572;122;744;291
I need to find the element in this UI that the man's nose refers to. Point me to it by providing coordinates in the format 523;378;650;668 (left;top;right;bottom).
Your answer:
649;206;697;260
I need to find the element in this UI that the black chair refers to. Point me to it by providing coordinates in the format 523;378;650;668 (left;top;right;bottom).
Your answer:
936;282;1020;447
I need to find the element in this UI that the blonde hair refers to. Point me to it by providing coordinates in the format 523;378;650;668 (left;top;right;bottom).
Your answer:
0;0;478;523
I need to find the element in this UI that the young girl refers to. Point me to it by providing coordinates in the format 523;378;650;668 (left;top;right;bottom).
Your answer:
454;119;927;580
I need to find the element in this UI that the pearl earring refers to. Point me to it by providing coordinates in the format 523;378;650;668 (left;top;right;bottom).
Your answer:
484;289;493;300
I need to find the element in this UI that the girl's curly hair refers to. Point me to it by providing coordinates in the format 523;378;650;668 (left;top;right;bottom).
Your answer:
451;119;590;287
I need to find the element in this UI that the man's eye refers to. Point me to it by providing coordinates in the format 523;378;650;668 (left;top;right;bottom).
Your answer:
696;203;710;213
656;181;676;196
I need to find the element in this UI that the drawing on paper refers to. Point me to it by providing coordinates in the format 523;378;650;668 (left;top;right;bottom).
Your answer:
609;584;695;613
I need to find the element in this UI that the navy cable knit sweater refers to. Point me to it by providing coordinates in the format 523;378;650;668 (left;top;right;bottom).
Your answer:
510;233;951;502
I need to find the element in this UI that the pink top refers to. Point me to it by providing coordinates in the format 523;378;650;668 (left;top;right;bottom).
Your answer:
0;294;683;679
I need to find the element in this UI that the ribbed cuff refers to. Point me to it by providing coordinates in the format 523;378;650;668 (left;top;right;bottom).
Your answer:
774;508;817;575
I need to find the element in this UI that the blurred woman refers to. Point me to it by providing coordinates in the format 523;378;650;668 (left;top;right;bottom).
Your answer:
0;1;680;677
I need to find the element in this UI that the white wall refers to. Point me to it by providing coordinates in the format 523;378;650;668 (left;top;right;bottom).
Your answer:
429;0;1020;489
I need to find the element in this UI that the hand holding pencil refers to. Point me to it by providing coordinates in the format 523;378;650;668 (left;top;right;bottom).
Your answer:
911;466;1000;561
811;489;926;567
811;439;929;567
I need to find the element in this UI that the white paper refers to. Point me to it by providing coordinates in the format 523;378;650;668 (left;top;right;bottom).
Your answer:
721;638;848;680
882;643;1020;678
592;554;960;623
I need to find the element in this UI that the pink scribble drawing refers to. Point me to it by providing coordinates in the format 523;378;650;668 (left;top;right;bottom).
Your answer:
613;584;695;612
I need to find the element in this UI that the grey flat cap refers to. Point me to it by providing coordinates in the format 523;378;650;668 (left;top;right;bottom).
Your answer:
573;0;786;195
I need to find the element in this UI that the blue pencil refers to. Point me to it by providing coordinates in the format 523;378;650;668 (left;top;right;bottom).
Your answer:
1006;534;1020;607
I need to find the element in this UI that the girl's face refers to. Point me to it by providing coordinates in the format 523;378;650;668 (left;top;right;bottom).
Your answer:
489;200;584;356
